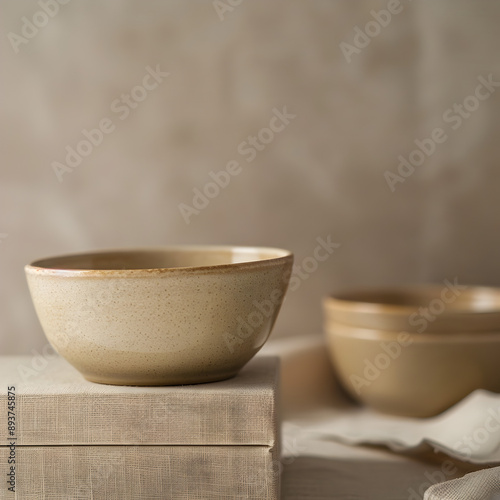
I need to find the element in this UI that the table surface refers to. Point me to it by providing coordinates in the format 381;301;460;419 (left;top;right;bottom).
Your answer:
261;337;479;500
280;432;479;500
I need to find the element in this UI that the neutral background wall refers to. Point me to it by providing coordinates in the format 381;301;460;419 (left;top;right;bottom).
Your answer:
1;0;500;354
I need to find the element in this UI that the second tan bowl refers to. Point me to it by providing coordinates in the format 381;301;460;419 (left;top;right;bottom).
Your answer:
324;322;500;417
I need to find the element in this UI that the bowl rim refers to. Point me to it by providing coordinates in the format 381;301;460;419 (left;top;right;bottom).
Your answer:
323;284;500;316
325;322;500;343
25;245;294;277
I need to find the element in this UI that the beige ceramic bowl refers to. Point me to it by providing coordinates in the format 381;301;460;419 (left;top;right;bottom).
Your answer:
324;285;500;333
324;321;500;417
324;285;500;417
26;246;293;386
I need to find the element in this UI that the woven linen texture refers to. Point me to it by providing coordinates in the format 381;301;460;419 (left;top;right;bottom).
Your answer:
425;466;500;500
0;356;278;446
0;445;279;499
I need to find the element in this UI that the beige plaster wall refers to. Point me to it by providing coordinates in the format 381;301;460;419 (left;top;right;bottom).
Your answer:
1;0;500;354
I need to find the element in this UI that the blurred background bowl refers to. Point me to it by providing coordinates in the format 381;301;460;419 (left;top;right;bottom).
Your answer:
323;322;500;417
323;285;500;417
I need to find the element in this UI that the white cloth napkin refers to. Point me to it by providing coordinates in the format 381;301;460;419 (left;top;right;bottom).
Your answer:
261;335;500;500
424;467;500;500
306;389;500;464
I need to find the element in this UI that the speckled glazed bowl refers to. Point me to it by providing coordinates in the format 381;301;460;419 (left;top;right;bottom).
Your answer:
25;246;293;386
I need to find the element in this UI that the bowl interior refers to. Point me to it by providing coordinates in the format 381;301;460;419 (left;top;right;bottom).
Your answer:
29;246;292;271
